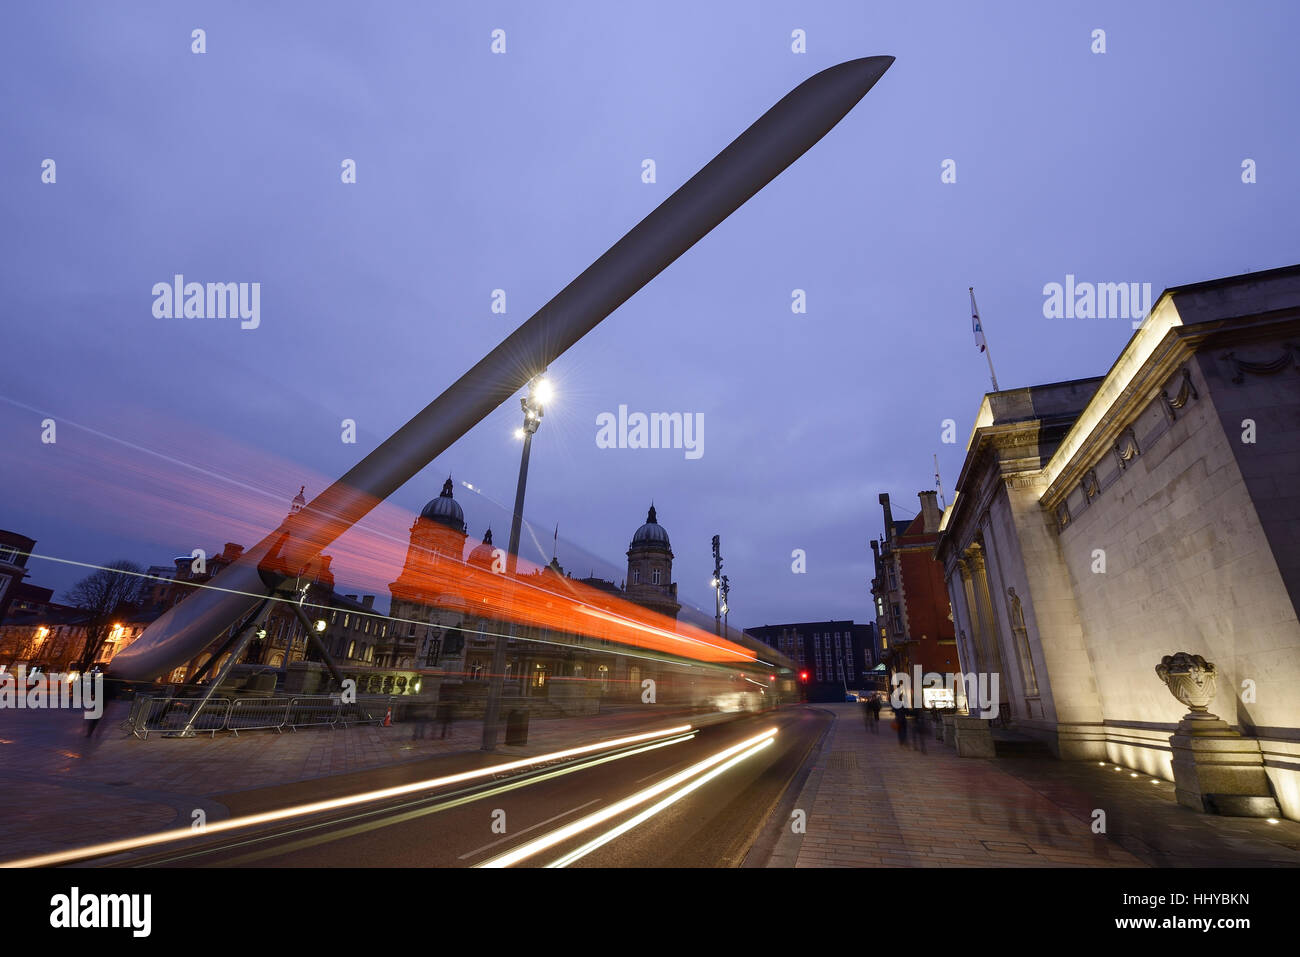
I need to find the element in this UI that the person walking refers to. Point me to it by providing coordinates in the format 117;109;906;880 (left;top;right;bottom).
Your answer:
868;693;881;734
911;705;928;753
894;701;908;748
436;700;455;739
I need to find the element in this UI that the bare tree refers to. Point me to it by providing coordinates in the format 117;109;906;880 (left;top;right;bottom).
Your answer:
65;560;145;672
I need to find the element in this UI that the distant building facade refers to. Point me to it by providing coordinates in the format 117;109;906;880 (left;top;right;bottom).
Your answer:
0;531;37;624
745;620;872;701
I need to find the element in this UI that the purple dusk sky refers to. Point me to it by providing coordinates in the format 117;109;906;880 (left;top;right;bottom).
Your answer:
2;1;1297;631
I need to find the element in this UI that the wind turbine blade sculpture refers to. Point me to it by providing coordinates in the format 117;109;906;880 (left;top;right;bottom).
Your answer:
111;55;895;681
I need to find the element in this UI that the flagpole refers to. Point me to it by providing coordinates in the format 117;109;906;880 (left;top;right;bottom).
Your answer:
969;286;1000;392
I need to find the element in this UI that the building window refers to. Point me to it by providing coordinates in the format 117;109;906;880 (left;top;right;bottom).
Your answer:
652;568;661;585
892;603;903;634
887;566;897;591
632;569;640;584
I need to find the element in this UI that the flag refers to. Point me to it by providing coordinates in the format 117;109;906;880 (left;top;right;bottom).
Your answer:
970;287;987;353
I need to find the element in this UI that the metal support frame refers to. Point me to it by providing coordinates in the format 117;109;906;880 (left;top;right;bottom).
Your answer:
288;602;347;692
110;56;895;684
170;596;273;737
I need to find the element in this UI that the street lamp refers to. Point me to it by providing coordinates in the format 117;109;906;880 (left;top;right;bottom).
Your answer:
710;535;725;636
720;574;730;635
482;372;551;751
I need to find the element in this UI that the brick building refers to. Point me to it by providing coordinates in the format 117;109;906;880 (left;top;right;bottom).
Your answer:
870;491;959;705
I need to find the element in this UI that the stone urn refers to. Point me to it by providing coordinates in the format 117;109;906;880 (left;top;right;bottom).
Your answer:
1155;653;1218;718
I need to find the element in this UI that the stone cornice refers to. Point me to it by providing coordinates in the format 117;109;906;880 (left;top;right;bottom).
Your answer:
1041;307;1300;509
1040;328;1194;509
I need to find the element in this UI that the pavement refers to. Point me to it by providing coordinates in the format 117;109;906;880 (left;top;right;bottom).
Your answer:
762;703;1300;867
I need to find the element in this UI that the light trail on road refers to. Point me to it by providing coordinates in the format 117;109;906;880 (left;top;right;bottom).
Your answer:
1;724;692;868
477;727;778;868
546;735;776;867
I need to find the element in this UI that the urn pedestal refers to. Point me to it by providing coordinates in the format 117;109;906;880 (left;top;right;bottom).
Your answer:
1156;653;1280;817
951;716;995;758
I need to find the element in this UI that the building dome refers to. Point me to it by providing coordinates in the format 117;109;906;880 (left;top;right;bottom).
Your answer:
630;504;671;548
421;477;466;532
467;528;496;568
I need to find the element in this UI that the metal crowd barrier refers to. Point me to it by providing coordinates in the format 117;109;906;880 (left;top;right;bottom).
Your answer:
229;697;292;735
286;695;340;731
131;696;232;739
338;695;396;727
126;694;400;737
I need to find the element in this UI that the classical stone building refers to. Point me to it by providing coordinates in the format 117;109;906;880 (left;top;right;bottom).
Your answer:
383;485;701;703
934;265;1300;819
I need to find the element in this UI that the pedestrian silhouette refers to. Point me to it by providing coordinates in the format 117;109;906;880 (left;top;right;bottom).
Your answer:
436;700;456;739
894;703;908;748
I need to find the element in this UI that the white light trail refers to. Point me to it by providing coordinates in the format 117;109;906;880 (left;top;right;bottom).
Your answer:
547;736;775;867
1;724;693;868
477;727;778;868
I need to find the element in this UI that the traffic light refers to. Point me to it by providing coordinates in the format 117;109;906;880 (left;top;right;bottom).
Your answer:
800;671;809;684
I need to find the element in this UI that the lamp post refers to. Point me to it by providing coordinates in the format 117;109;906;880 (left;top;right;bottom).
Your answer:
482;373;551;751
720;574;730;636
710;535;723;637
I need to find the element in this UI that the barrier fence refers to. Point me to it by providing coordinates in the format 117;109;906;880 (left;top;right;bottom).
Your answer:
127;694;402;738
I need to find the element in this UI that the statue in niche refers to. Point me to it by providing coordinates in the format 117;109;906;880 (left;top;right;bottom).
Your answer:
1007;587;1026;630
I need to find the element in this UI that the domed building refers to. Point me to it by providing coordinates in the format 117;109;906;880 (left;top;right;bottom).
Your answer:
386;477;472;671
466;528;498;571
379;491;688;701
625;504;680;622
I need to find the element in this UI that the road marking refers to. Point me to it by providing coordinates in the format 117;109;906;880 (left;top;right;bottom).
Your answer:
458;799;601;860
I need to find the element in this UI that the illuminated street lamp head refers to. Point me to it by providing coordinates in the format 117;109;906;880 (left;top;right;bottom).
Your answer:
518;372;550;436
314;619;327;632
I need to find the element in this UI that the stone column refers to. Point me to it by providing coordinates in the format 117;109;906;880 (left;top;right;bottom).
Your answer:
981;519;1040;711
957;558;987;674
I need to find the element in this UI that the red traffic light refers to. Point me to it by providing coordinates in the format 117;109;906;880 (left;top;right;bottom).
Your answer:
800;671;809;683
769;675;776;682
